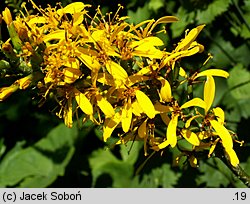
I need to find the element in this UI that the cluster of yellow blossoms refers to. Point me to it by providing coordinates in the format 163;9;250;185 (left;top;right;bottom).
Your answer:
0;1;241;167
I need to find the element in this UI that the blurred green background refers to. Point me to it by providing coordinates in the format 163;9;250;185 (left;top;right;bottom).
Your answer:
0;0;250;187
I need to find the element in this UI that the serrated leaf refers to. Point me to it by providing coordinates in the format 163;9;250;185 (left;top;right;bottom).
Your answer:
196;0;231;24
120;141;143;165
0;123;80;187
132;164;181;187
127;4;151;25
89;148;134;187
228;64;250;100
148;0;164;12
170;7;195;38
209;34;235;67
196;158;233;187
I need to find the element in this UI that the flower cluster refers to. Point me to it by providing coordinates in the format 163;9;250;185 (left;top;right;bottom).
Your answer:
0;1;241;167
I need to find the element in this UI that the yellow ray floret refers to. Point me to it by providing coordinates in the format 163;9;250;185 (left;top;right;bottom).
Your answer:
167;114;179;147
194;69;229;79
210;119;233;150
204;75;215;113
135;90;155;119
96;94;115;118
75;90;93;115
181;129;200;146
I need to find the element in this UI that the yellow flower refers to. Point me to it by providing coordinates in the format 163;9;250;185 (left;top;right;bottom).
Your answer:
64;96;73;128
154;98;205;150
18;74;33;89
2;7;12;26
0;84;19;101
160;25;205;70
191;70;238;167
74;89;93;116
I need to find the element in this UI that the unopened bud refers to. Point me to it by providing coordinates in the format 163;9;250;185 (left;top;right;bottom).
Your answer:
2;8;13;26
0;84;19;101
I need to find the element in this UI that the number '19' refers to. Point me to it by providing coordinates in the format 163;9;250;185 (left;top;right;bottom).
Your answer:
235;192;246;200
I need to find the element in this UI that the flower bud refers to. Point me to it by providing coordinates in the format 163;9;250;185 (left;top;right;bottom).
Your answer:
2;7;12;26
0;84;19;101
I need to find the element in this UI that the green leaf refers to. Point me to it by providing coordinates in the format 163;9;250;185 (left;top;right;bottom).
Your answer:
225;64;250;119
209;34;235;67
196;0;231;24
0;123;79;187
170;7;195;38
127;4;151;25
228;64;250;100
148;0;164;12
120;141;142;165
196;158;233;187
132;164;181;187
89;148;133;187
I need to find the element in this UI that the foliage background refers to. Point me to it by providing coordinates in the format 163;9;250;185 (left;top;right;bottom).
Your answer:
0;0;250;187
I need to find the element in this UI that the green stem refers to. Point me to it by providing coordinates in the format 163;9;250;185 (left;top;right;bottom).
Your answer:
216;148;250;187
231;0;250;33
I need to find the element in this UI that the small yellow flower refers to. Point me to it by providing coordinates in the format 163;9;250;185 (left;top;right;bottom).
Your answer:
135;90;155;119
2;7;12;26
18;74;33;89
0;84;19;101
74;89;93;116
63;68;82;84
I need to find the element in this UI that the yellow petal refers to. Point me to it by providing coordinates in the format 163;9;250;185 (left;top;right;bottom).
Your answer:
0;84;19;101
180;98;206;109
185;115;202;128
204;75;215;113
180;45;201;57
154;102;173;114
121;101;133;133
135;90;155;119
167;114;178;147
181;129;200;146
2;7;12;26
75;91;93;115
149;16;179;34
131;101;143;116
213;107;225;124
64;99;73;128
106;61;128;82
138;119;148;139
43;30;65;42
18;74;33;89
96;94;115;118
225;148;239;167
132;47;163;59
103;112;121;142
57;2;90;15
175;24;205;51
157;77;172;102
63;68;82;84
156;140;170;150
130;37;164;48
208;138;220;158
179;67;187;78
210;119;233;150
27;16;46;26
194;69;229;79
77;48;101;71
